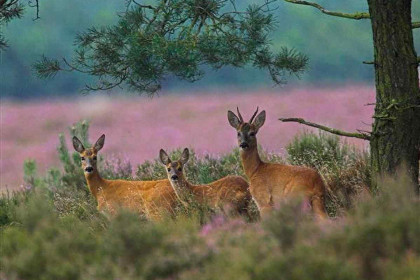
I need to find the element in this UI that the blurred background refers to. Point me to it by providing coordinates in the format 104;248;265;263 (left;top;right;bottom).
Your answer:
6;0;417;98
1;0;419;189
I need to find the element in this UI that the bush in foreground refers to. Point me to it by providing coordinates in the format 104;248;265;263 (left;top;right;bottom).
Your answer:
1;174;418;280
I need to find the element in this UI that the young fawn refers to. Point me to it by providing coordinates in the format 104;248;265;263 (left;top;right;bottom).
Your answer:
159;148;252;217
73;134;177;220
228;107;328;219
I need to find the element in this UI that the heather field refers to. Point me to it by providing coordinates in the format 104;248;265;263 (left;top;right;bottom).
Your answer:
1;86;374;190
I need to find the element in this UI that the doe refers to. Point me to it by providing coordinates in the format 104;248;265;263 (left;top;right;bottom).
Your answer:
73;134;177;220
159;148;252;218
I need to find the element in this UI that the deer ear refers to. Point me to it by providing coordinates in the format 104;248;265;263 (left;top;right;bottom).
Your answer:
253;110;266;131
180;148;189;164
228;110;241;129
94;134;105;152
159;149;171;165
72;136;85;153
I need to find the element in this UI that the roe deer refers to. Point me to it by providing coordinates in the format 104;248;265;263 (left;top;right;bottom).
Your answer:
73;134;177;220
159;148;252;217
227;107;327;219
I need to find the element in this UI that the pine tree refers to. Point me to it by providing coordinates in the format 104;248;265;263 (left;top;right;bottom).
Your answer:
279;0;420;191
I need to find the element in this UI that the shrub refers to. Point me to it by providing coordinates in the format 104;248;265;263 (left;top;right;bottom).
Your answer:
101;154;133;180
286;131;371;216
136;148;245;184
58;120;91;192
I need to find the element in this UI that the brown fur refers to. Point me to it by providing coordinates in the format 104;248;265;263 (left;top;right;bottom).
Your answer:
74;135;177;221
160;148;252;217
228;108;328;219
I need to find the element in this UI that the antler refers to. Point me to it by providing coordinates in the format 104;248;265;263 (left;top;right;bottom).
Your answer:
249;107;259;123
236;107;244;123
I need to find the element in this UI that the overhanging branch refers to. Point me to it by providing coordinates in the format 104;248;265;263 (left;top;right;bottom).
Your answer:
284;0;370;20
413;21;420;29
28;0;39;20
279;117;371;140
34;0;308;94
363;60;375;65
364;57;419;65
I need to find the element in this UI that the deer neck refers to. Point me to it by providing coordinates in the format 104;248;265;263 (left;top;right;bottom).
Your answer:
84;170;105;199
240;145;262;178
170;177;194;202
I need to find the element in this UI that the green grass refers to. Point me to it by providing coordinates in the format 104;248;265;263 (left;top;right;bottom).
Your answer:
1;124;418;280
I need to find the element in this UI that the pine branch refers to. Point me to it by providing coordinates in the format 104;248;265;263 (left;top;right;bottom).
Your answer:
0;34;7;50
284;0;370;20
363;60;375;65
34;0;308;94
0;0;23;23
413;21;420;29
33;56;62;78
28;0;40;20
279;117;371;140
1;0;39;48
130;0;155;10
364;57;420;65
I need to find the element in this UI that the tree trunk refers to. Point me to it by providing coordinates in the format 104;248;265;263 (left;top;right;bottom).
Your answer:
367;0;420;192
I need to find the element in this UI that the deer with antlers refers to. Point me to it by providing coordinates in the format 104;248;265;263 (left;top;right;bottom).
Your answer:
159;148;252;218
227;107;328;219
72;134;177;220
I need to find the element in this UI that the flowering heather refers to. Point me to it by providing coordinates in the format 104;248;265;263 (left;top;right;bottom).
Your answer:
1;86;374;189
200;214;247;236
101;154;133;179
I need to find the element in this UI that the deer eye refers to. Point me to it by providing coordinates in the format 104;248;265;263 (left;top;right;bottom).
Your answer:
167;168;171;172
81;157;85;161
237;132;240;137
249;132;256;137
177;167;182;171
93;156;97;160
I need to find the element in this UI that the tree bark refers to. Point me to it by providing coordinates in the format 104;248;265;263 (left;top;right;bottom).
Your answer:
367;0;420;192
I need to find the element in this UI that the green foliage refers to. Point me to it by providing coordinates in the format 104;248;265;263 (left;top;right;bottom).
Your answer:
6;1;420;98
23;159;38;188
0;0;24;50
0;190;28;227
324;174;420;279
287;131;356;170
32;55;61;79
34;0;307;94
101;156;133;180
137;147;282;184
137;148;244;183
57;120;91;191
0;189;211;280
286;131;371;216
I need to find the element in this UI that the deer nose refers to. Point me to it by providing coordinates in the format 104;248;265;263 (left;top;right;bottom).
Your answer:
85;167;93;173
171;175;178;180
239;142;249;149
